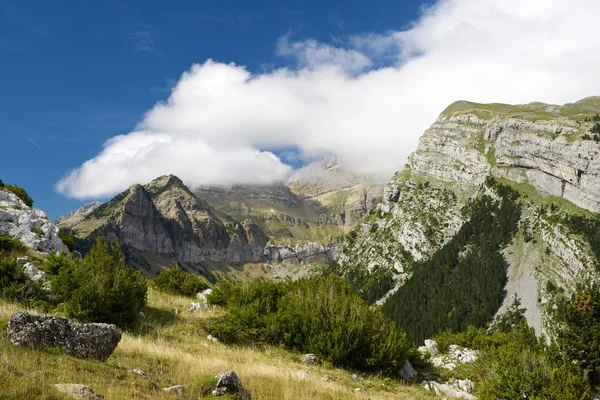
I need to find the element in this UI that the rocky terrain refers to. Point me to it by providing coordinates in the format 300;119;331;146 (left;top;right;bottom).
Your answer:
0;189;66;254
340;97;600;336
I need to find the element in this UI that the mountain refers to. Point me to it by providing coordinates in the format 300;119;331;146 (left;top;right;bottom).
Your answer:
339;97;600;342
53;201;102;229
193;157;382;244
59;164;381;276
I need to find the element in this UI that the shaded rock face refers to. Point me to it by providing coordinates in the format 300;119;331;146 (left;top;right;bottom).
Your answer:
54;384;104;400
0;189;66;253
7;311;121;362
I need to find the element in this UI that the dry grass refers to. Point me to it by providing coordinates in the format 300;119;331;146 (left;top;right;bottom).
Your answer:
0;289;433;399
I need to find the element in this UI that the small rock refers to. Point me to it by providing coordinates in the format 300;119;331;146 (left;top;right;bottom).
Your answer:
162;385;184;395
129;368;148;379
300;353;320;365
213;370;251;399
139;311;145;318
354;388;363;392
16;257;28;265
322;375;334;382
173;308;180;314
352;373;361;381
189;302;204;312
132;390;143;397
22;262;46;281
207;334;218;342
53;384;104;400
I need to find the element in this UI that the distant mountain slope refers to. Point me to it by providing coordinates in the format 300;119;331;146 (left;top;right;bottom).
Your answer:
59;160;382;276
54;201;102;229
339;97;600;341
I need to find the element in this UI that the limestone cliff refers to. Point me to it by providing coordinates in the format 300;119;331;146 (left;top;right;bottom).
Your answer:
340;97;600;336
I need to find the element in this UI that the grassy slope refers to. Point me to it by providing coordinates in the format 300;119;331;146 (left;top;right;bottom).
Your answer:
0;289;431;400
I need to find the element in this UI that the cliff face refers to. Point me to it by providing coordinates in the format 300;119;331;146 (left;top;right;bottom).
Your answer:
340;97;600;336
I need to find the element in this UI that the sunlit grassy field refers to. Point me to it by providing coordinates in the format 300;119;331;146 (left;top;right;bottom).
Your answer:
0;289;432;400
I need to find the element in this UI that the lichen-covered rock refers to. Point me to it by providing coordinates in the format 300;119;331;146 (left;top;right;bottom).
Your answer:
213;371;251;399
53;384;104;400
7;311;121;362
0;189;66;253
22;262;46;281
162;385;184;395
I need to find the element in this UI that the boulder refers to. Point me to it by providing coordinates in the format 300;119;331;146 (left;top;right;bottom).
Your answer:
7;311;121;362
300;353;320;365
213;370;251;399
398;360;417;381
53;384;104;400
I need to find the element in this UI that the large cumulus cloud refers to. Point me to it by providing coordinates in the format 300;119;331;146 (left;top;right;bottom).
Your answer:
57;0;600;199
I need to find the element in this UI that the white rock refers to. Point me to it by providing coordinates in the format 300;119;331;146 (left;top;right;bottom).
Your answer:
22;262;46;281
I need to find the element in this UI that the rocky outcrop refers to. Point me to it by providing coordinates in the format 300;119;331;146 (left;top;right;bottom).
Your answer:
213;370;251;399
339;97;600;336
0;189;66;253
7;311;121;362
54;384;104;400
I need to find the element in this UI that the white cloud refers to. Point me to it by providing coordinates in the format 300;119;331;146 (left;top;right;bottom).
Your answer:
57;0;600;199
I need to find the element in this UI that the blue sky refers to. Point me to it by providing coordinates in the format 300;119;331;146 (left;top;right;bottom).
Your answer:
2;0;600;220
0;0;423;219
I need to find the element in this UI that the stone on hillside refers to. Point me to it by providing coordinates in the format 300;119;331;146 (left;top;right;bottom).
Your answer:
196;288;213;304
16;257;28;265
162;385;184;395
398;360;417;381
421;380;476;400
207;334;218;342
22;262;46;281
300;353;320;365
419;339;438;356
189;302;204;312
213;370;251;399
7;311;121;362
53;384;104;400
448;345;478;364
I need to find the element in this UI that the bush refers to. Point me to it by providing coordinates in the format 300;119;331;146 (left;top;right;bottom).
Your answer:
0;258;50;307
153;266;209;297
58;229;76;252
478;324;589;400
51;237;148;329
206;276;409;374
0;234;27;253
557;285;600;384
3;183;33;207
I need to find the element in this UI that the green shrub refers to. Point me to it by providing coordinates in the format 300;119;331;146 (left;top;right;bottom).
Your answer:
58;229;76;252
153;266;209;297
3;183;33;207
31;227;44;236
557;286;600;384
478;325;589;400
206;276;409;374
0;258;50;306
0;234;27;253
51;237;148;329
